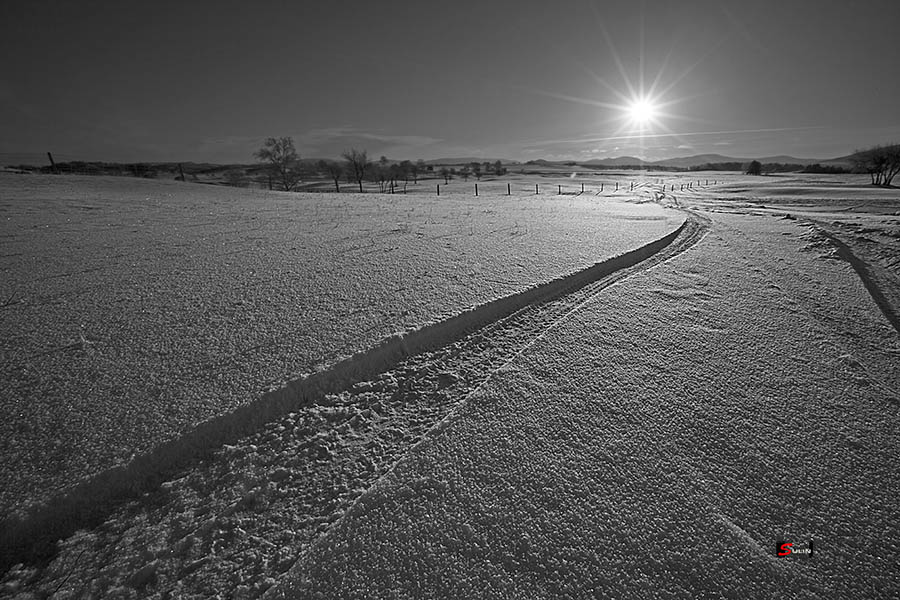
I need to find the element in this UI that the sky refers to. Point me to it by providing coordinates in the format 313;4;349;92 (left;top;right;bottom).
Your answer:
2;0;899;165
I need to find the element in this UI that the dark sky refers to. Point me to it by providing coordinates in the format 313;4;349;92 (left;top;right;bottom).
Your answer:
2;0;898;163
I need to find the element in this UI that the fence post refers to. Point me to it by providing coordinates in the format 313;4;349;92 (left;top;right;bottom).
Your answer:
601;183;604;192
178;163;185;181
475;183;478;196
535;183;539;195
558;184;561;195
615;182;619;191
581;183;584;193
508;183;511;196
630;181;634;190
47;152;58;174
437;184;440;196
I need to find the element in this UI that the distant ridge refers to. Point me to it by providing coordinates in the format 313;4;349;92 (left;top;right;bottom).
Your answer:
579;153;852;169
581;156;650;167
425;158;517;165
3;153;857;171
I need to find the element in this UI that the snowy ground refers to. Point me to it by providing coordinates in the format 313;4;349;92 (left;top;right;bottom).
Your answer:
3;172;899;598
0;173;681;519
267;205;900;600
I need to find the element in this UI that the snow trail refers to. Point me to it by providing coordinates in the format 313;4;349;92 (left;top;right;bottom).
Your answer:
1;213;702;594
269;210;900;600
804;222;900;335
9;176;899;598
0;173;684;516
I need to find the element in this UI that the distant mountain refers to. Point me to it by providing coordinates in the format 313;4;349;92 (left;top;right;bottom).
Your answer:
650;154;736;168
582;156;650;167
650;154;822;168
404;154;845;169
578;153;843;169
821;153;857;167
425;157;515;165
756;155;820;166
3;152;856;172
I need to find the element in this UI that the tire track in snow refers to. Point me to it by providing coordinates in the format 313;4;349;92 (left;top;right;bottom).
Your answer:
805;221;900;336
2;212;708;596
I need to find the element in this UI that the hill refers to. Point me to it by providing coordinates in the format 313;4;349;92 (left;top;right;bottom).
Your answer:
425;158;517;166
582;156;651;167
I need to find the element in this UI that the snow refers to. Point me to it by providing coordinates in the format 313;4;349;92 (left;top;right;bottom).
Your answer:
4;171;899;598
268;210;900;598
0;173;682;517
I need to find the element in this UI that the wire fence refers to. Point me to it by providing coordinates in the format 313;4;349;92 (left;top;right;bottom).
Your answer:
434;180;718;197
2;152;722;197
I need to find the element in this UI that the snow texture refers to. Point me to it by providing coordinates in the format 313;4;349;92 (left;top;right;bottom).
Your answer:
0;173;682;518
3;172;899;599
270;210;900;599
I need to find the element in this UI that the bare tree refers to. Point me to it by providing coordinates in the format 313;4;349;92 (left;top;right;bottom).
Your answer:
389;163;404;193
254;137;302;191
375;163;389;193
439;167;451;184
399;160;413;189
318;159;344;192
413;159;426;183
342;148;370;192
852;144;900;186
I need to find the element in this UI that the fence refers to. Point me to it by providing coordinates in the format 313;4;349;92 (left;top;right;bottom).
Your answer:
428;178;719;197
2;153;721;196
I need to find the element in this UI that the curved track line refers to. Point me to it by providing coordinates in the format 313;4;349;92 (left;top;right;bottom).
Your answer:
809;223;900;335
264;210;709;597
1;212;707;573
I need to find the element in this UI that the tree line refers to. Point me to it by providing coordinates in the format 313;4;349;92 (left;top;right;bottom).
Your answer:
744;144;899;184
254;137;509;192
851;144;900;186
220;136;900;190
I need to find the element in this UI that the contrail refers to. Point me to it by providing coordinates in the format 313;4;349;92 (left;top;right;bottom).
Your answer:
523;126;825;147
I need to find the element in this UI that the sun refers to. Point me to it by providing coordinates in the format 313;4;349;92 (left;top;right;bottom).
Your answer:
627;98;657;126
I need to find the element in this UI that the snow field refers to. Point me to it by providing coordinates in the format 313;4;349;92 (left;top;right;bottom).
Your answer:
272;211;900;599
5;171;897;597
1;215;700;598
0;173;683;515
